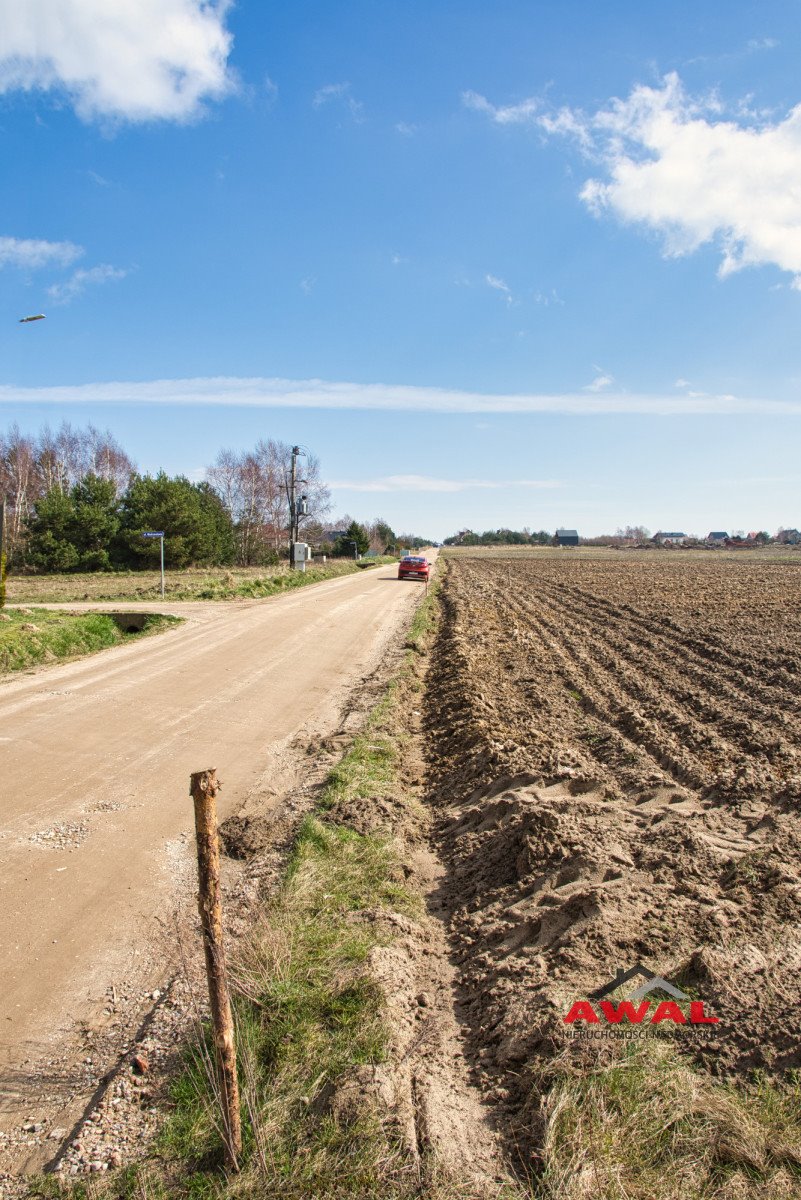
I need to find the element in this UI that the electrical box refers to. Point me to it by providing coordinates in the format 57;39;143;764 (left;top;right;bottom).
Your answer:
294;542;308;561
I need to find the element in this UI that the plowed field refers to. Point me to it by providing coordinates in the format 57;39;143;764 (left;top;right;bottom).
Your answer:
426;553;801;1162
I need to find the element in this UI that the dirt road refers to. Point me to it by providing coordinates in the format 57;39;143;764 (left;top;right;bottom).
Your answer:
0;562;427;1161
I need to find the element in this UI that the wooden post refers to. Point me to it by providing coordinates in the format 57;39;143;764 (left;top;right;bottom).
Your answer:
189;768;242;1171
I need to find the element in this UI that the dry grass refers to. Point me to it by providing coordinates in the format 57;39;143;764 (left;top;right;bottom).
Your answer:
530;1042;801;1199
29;578;464;1200
6;560;396;605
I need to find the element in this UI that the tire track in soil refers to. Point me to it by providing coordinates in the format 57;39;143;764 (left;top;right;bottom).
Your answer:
537;577;801;704
461;558;801;804
503;583;799;803
497;585;711;797
423;556;801;1173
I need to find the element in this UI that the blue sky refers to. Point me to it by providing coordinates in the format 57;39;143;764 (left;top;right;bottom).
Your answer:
2;0;801;539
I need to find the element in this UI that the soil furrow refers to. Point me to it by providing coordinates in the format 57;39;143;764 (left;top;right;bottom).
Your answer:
503;583;799;801
423;552;801;1175
539;576;801;701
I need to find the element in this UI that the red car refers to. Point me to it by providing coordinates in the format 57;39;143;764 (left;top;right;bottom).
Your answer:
398;555;430;581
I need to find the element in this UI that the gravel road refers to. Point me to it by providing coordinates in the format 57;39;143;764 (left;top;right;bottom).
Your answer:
0;561;427;1169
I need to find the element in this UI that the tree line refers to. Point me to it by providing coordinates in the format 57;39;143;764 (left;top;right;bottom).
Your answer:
0;423;430;573
443;528;554;546
446;524;797;548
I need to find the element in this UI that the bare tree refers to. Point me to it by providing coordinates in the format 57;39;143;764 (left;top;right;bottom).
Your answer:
366;517;395;553
0;426;38;563
616;525;650;542
0;422;137;566
208;441;331;563
83;425;136;492
38;423;135;495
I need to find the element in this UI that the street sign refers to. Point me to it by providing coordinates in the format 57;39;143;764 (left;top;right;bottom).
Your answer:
142;531;164;538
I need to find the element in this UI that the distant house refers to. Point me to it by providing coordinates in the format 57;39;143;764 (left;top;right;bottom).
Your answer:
653;531;688;545
778;529;801;545
706;531;728;545
555;528;579;546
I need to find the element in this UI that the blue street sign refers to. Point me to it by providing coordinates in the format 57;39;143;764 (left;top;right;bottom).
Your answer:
142;531;164;538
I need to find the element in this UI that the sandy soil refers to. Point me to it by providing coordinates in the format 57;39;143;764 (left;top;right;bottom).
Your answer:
0;562;428;1174
425;554;801;1165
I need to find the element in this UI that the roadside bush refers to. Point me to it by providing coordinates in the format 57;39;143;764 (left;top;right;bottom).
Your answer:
117;474;236;568
26;475;120;572
332;520;369;557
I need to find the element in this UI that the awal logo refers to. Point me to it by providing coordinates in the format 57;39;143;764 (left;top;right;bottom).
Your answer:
563;963;719;1028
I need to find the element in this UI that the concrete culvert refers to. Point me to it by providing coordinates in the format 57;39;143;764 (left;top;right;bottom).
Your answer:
109;613;148;634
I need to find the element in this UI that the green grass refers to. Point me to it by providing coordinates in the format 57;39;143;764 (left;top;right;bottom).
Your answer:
7;559;399;605
158;812;412;1196
154;588;446;1198
0;608;180;676
37;577;451;1200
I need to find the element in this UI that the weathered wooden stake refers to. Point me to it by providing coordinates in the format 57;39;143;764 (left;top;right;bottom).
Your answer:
189;768;242;1171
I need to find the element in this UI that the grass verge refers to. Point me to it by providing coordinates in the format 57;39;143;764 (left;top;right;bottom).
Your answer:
33;575;443;1200
531;1040;801;1199
0;609;180;677
7;560;398;605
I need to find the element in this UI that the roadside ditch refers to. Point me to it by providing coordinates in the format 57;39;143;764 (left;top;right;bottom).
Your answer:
27;568;521;1200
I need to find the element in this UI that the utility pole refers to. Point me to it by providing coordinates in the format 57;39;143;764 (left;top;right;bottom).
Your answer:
289;445;300;569
0;495;6;610
286;446;302;566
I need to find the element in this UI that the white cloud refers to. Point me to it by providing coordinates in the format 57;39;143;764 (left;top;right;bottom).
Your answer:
467;72;801;286
264;75;278;105
0;236;83;270
328;475;561;493
462;89;541;125
313;81;364;122
299;276;316;295
585;370;613;392
0;0;234;123
486;273;515;304
2;375;801;416
687;37;779;68
395;121;416;136
47;263;127;304
533;288;565;307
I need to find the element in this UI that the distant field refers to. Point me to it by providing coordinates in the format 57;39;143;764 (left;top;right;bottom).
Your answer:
443;543;801;564
6;558;396;605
